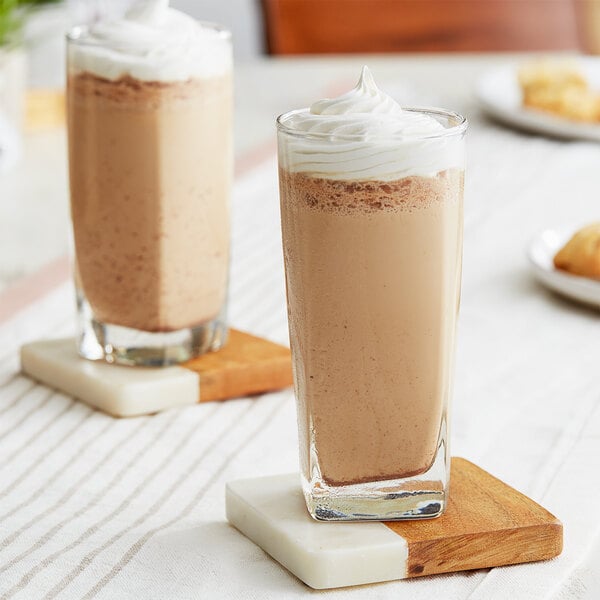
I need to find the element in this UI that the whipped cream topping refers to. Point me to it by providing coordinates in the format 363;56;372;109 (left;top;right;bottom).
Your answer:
278;67;465;180
68;0;232;82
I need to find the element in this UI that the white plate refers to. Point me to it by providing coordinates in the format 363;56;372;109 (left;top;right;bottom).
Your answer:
527;227;600;308
476;59;600;141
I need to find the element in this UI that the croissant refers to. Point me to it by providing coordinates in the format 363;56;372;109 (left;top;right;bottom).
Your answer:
554;223;600;279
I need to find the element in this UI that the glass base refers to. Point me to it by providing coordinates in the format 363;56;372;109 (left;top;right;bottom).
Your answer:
303;438;449;522
76;290;227;366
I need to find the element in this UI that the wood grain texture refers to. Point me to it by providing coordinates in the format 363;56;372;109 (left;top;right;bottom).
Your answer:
385;457;563;577
262;0;579;54
183;329;293;402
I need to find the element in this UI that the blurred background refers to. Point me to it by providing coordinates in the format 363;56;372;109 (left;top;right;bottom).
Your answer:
1;0;598;133
1;0;597;143
1;0;597;89
1;0;599;290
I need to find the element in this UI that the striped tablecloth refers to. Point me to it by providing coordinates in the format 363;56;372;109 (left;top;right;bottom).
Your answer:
2;126;600;599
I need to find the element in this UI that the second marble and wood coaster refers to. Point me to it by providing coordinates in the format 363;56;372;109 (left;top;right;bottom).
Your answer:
20;329;293;417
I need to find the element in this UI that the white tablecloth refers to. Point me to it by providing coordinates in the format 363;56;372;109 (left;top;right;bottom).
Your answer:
2;61;600;599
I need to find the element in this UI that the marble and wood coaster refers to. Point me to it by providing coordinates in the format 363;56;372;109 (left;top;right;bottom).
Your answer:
226;457;563;590
21;329;293;417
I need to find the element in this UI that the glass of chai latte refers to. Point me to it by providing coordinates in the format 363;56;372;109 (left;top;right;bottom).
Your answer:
278;67;467;521
66;1;232;365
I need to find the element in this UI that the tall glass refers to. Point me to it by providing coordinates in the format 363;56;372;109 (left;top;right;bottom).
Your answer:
278;108;467;521
66;24;232;366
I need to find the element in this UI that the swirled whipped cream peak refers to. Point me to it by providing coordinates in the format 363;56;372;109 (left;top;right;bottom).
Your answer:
279;66;465;180
68;0;232;83
310;65;404;118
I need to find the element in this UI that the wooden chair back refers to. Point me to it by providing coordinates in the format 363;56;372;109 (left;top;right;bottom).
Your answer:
261;0;580;54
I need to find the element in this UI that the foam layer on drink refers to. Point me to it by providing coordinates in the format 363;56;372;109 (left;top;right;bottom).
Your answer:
68;0;231;82
278;67;465;180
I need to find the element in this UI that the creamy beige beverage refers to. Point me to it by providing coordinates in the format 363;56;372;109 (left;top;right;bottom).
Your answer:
67;0;232;363
280;170;463;485
278;67;466;519
68;72;231;332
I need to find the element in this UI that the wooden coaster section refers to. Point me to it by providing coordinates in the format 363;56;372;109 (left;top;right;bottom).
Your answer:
386;457;563;578
21;329;293;417
184;329;293;403
226;458;562;589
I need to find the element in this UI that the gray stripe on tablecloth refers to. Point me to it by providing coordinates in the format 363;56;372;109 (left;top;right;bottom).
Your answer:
231;228;281;274
0;380;36;416
0;390;55;444
0;316;74;370
231;277;285;325
0;403;224;599
82;399;285;600
529;386;600;500
234;236;280;275
0;373;23;394
0;409;96;507
0;413;177;573
230;286;287;341
0;399;76;468
0;417;115;524
47;400;266;600
231;266;283;319
231;223;278;266
0;416;153;551
0;315;74;388
231;212;278;253
230;235;281;292
465;394;600;600
234;258;282;318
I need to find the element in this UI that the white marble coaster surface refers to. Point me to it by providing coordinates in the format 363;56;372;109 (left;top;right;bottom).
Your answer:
226;473;408;589
20;338;199;417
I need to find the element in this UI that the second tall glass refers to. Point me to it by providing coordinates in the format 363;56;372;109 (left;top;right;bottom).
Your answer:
66;9;232;366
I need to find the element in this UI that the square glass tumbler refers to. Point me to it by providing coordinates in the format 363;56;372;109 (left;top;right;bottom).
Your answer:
277;107;467;520
66;22;232;366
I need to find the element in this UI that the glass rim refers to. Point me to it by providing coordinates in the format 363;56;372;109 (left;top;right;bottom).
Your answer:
276;106;468;141
66;20;232;45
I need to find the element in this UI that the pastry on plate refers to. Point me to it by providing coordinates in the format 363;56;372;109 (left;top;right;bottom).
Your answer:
518;60;600;122
554;223;600;279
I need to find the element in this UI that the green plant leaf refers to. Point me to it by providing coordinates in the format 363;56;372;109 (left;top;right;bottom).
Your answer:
0;0;60;46
0;0;23;47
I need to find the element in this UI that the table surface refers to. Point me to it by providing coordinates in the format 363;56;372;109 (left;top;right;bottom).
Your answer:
1;54;600;599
